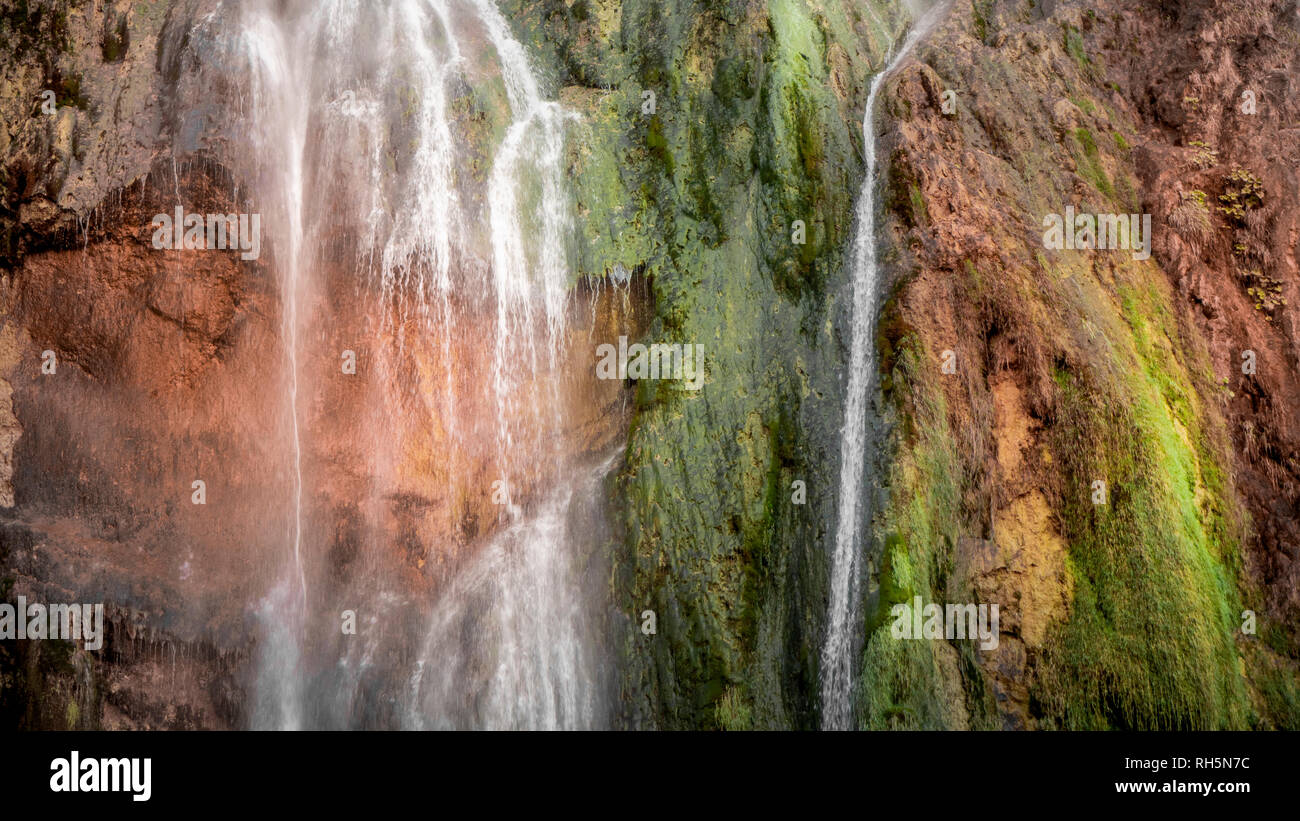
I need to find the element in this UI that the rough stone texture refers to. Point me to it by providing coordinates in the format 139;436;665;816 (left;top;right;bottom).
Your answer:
503;0;913;728
862;0;1299;729
2;0;1298;730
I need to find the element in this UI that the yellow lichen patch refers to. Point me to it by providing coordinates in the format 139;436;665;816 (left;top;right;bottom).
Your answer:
0;322;24;508
992;377;1032;475
992;491;1074;649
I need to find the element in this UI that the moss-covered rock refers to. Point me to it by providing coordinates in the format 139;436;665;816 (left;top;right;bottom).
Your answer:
500;0;909;728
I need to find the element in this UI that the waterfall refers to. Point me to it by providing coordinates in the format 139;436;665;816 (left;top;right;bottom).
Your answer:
405;452;615;729
821;1;947;731
233;0;313;731
175;0;607;729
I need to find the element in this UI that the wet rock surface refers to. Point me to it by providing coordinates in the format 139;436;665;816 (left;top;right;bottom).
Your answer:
2;0;1297;730
1;0;639;728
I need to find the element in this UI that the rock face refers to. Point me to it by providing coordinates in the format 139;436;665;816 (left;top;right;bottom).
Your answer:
2;0;253;729
505;0;915;728
2;0;1298;731
0;0;642;729
861;0;1299;729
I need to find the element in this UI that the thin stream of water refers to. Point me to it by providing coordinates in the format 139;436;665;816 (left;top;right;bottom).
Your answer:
821;1;948;731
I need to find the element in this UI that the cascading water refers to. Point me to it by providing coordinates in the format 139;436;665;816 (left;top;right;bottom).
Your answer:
233;0;313;731
175;0;611;729
405;451;614;729
821;1;948;731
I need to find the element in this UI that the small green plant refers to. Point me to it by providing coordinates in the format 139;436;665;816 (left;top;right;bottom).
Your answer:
1189;140;1217;169
909;183;929;226
1240;269;1286;318
1072;127;1112;196
1218;168;1264;225
715;687;753;730
1063;25;1090;69
1072;96;1097;116
972;0;993;41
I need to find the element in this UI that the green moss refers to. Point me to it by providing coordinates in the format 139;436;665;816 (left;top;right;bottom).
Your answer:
972;0;993;42
1071;127;1113;198
908;183;928;227
644;114;674;176
1245;641;1300;729
101;13;129;62
56;73;89;111
1032;275;1250;729
856;335;990;730
714;686;754;730
1063;25;1090;71
608;0;909;729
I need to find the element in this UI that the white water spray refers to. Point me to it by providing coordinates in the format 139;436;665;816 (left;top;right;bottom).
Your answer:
183;0;607;729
